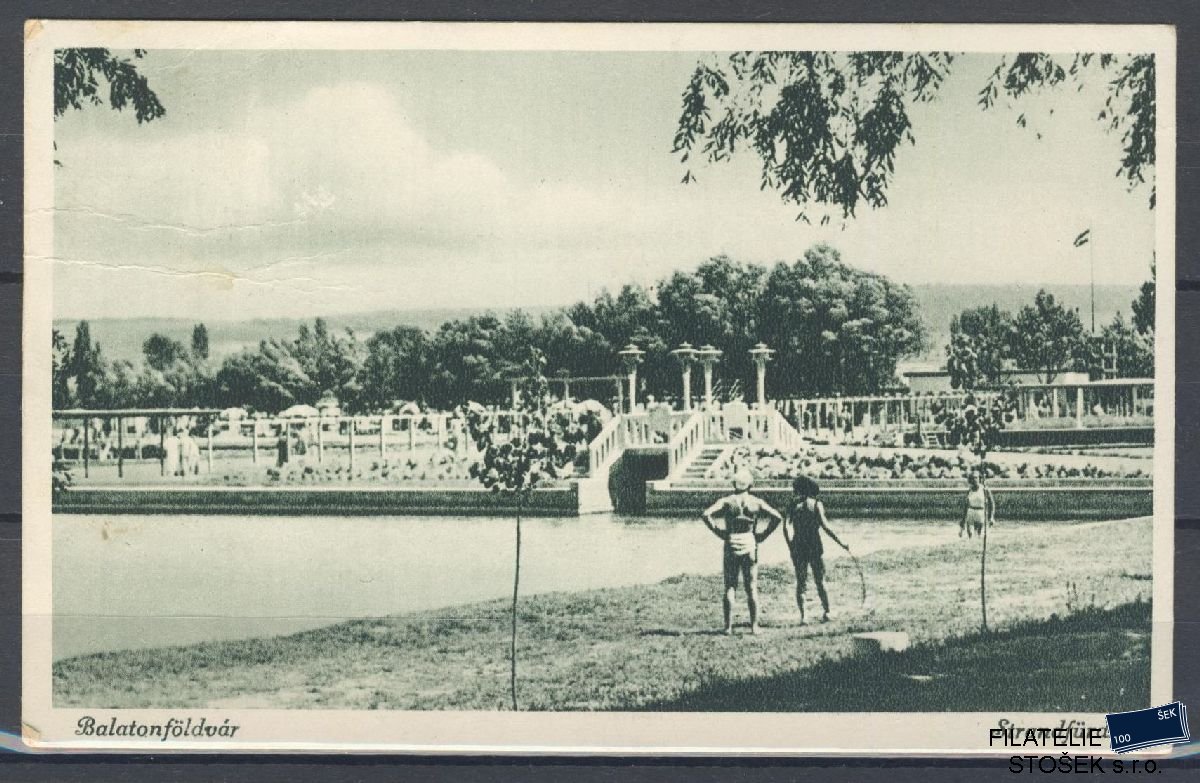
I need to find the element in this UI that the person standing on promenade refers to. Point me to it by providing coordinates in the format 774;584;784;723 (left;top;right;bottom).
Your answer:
183;428;202;477
701;469;784;635
177;427;192;477
276;428;290;468
785;476;848;624
163;426;181;477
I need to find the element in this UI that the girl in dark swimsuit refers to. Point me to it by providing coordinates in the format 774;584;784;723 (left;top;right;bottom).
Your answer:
785;476;847;624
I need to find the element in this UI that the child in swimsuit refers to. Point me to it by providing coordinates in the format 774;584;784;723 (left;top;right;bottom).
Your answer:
701;469;783;635
786;476;847;624
961;472;996;539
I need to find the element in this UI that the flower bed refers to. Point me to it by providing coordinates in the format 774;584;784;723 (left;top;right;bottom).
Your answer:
720;446;1150;483
196;450;579;488
206;453;479;487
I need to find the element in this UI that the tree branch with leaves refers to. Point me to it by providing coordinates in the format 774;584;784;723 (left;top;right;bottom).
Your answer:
53;48;165;164
54;48;165;122
676;51;1155;221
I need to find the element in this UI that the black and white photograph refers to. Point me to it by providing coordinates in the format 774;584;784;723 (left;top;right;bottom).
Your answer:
22;21;1175;753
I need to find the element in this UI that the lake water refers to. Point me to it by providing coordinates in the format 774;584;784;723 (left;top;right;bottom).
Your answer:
53;512;984;661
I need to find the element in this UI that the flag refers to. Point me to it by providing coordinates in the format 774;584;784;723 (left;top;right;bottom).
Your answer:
1073;228;1091;247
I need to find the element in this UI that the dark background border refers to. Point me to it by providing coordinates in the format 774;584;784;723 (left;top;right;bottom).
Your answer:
1;2;1196;780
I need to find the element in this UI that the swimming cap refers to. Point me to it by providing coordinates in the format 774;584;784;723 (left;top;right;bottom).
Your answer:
732;469;754;490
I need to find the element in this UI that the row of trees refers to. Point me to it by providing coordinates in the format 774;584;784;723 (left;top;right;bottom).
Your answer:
946;265;1156;389
53;244;927;413
55;318;373;413
54;249;1157;414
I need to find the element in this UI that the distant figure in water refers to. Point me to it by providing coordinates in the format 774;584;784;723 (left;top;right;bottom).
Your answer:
960;471;996;539
701;469;783;635
785;476;847;624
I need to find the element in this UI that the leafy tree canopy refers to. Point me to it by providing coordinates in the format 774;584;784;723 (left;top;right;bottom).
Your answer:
1101;313;1154;379
54;48;164;123
52;329;74;410
1131;259;1156;336
947;305;1015;390
191;324;210;360
758;244;925;395
675;52;1155;221
1010;290;1093;384
69;321;104;407
1097;261;1156;379
142;333;188;372
359;325;430;412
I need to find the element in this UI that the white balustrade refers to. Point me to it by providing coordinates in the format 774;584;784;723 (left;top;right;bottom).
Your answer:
665;411;709;476
585;414;626;476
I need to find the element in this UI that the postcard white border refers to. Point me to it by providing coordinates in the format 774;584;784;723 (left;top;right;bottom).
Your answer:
21;19;1177;755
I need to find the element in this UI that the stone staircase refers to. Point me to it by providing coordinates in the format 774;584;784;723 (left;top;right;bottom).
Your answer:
920;430;947;448
573;406;804;509
678;446;728;482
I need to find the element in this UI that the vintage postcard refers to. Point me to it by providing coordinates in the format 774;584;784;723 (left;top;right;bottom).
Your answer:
23;21;1176;754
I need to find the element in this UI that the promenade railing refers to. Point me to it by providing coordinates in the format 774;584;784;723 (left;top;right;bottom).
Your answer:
779;380;1154;442
51;408;571;481
705;406;788;444
618;409;692;447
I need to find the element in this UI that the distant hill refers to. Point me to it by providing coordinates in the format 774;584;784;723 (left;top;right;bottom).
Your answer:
55;284;1140;367
52;307;554;366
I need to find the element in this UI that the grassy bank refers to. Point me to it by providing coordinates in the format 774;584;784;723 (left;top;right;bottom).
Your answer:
54;517;1153;711
642;600;1150;711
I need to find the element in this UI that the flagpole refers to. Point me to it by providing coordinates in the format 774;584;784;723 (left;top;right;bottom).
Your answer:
1089;224;1095;334
1072;226;1095;333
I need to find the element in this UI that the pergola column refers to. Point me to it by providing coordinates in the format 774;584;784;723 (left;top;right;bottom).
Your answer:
749;343;775;409
671;342;698;411
697;345;723;410
618;344;646;413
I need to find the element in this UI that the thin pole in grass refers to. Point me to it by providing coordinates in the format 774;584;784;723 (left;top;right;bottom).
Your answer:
510;491;523;710
980;476;989;633
462;351;590;711
934;389;1016;634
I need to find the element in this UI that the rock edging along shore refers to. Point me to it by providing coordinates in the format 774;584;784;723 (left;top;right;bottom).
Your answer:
52;484;582;517
52;478;1152;520
646;480;1152;521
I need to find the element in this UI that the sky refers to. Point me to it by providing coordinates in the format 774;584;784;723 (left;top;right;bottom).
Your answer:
51;49;1157;320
